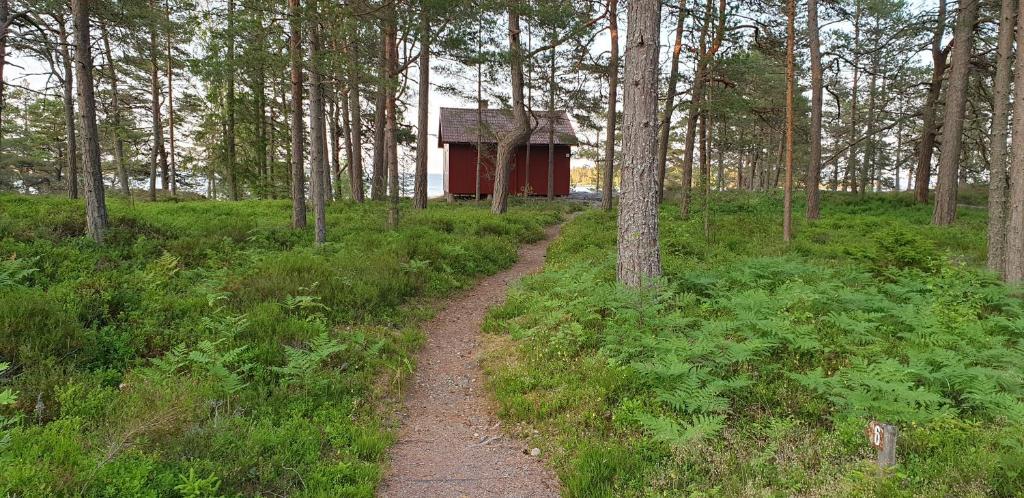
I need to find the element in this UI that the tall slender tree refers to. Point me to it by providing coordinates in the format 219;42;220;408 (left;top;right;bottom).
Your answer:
490;6;531;215
805;0;823;219
413;2;430;209
226;0;238;200
385;6;400;226
307;4;327;244
783;0;795;241
1005;0;1024;282
148;0;169;198
987;0;1015;274
71;0;108;242
601;0;618;211
57;18;78;199
289;0;307;228
914;0;947;203
679;0;724;217
932;0;979;225
656;0;685;202
348;38;365;203
101;24;129;196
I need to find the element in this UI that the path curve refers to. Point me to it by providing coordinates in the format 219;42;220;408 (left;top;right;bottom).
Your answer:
378;219;567;498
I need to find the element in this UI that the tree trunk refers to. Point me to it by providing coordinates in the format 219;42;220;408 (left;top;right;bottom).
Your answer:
805;0;823;219
71;0;108;242
328;92;340;200
226;0;238;200
915;0;948;203
547;38;556;201
148;0;169;198
680;0;711;216
101;24;129;196
308;10;327;244
0;0;8;149
348;57;365;202
475;20;483;203
656;0;685;201
988;0;1016;274
932;0;979;225
716;120;725;191
860;56;878;196
783;0;795;242
680;0;723;216
1004;0;1024;282
385;9;400;226
616;0;662;287
268;81;276;198
371;36;387;201
289;0;307;227
340;80;353;199
601;0;619;211
844;0;861;193
413;5;429;209
166;0;176;196
490;8;532;214
58;19;78;199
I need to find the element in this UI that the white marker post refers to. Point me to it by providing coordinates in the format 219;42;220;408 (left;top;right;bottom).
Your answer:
866;421;897;469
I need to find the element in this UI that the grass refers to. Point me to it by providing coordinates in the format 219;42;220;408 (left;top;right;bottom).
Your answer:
0;194;567;497
482;191;1024;497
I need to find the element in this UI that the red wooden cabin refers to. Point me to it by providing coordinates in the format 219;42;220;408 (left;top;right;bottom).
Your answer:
438;107;578;197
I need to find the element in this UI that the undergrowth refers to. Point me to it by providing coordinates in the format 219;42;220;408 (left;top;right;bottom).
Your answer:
483;192;1023;497
0;194;565;496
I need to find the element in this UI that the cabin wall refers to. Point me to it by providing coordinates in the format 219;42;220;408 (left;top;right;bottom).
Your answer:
443;143;570;196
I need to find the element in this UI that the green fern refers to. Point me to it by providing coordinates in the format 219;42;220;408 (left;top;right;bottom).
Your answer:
271;332;347;388
0;257;37;289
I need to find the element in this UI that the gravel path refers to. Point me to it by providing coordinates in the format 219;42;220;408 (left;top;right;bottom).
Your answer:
377;220;566;498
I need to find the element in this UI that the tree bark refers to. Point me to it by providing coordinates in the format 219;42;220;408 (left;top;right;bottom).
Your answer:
616;0;662;287
988;0;1016;275
413;4;429;209
371;36;387;201
680;0;723;216
148;0;169;198
656;0;685;202
226;0;238;200
843;0;862;193
932;0;979;225
340;78;353;199
71;0;108;242
308;9;327;244
385;8;400;226
101;24;129;196
0;0;8;149
601;0;619;211
1004;0;1024;282
490;7;532;214
58;19;78;199
547;38;556;201
328;91;340;200
805;0;823;218
289;0;307;227
348;55;365;202
166;0;176;196
915;0;948;203
475;20;483;203
783;0;795;242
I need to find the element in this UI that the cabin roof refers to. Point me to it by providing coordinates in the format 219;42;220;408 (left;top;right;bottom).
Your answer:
438;107;578;147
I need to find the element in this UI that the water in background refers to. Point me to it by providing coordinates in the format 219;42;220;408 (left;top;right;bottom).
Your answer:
428;173;444;198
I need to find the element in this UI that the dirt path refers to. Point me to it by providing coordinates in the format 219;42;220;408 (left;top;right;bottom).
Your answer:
377;220;567;498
